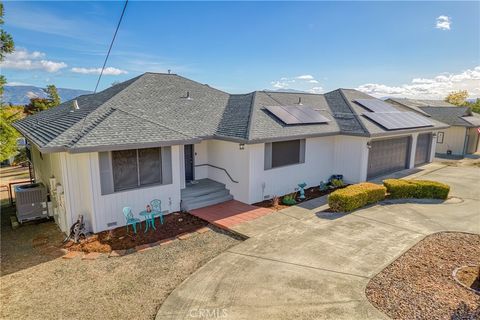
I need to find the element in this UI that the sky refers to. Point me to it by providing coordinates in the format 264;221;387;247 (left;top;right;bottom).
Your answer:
1;1;479;99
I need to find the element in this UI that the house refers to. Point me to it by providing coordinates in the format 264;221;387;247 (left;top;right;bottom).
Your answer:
386;98;480;156
13;73;448;234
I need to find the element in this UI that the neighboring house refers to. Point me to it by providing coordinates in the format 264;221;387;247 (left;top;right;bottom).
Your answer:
13;73;448;234
387;98;480;156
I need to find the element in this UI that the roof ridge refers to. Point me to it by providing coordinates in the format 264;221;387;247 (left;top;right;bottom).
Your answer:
57;74;146;147
336;89;369;135
170;73;230;95
244;92;257;140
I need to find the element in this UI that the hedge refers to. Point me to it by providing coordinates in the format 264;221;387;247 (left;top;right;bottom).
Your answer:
328;183;386;212
383;179;450;200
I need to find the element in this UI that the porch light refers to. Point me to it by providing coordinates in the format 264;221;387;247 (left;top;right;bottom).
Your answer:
239;143;245;150
366;141;372;149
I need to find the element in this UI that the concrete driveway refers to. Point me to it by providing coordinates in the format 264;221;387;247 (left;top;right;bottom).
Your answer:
157;162;480;320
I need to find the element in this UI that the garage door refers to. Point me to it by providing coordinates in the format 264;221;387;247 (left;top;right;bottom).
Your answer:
367;137;410;179
415;133;431;166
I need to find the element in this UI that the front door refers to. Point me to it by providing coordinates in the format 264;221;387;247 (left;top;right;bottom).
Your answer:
184;144;194;182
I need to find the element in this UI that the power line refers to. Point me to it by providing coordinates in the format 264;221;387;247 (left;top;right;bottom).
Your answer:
94;0;129;93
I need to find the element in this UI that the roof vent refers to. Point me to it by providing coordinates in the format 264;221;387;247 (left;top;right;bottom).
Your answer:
297;97;303;105
185;91;192;100
71;100;80;112
167;69;171;74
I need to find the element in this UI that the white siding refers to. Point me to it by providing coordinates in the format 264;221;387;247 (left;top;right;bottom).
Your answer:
62;153;95;232
435;126;466;155
205;140;250;203
333;135;369;183
466;127;479;154
30;146;68;231
193;141;208;180
62;146;182;233
248;136;335;204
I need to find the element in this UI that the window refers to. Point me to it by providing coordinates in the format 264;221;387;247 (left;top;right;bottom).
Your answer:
99;147;172;194
437;132;444;144
264;139;305;169
111;148;162;192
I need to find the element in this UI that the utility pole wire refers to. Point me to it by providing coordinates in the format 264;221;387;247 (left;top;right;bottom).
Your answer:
94;0;129;93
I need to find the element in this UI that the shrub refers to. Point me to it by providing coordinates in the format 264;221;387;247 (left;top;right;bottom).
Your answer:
282;193;297;205
328;183;386;212
330;178;344;188
383;179;450;200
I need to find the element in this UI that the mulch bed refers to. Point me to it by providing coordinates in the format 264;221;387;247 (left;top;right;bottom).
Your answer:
64;212;208;253
253;185;345;211
366;232;480;320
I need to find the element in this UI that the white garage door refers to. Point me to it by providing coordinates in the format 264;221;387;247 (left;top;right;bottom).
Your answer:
367;137;410;179
415;133;432;166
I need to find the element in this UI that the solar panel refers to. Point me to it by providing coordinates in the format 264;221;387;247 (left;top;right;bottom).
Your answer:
265;105;330;125
363;111;434;130
355;99;397;113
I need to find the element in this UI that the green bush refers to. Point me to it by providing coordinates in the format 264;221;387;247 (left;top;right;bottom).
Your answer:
330;178;344;188
282;193;297;205
328;183;386;212
383;179;450;200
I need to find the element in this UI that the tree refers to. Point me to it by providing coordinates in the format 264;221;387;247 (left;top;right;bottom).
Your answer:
467;98;480;114
0;107;23;161
46;84;61;106
24;84;62;114
24;97;53;115
0;2;15;99
445;90;468;106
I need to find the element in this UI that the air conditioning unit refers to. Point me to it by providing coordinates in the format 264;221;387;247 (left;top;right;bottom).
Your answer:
15;183;48;223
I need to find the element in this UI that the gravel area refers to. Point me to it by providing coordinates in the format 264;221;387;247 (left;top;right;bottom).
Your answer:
0;224;242;320
366;232;480;320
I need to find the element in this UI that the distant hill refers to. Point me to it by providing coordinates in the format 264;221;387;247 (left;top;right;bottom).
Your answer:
2;85;91;105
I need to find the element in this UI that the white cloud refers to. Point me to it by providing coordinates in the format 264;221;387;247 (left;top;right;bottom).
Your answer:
71;67;128;75
271;74;322;93
356;66;480;99
6;81;32;86
307;87;324;94
436;15;451;30
1;48;67;72
271;80;290;89
296;74;314;80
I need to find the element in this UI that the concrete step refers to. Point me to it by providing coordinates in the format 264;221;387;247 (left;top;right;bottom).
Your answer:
182;188;230;202
181;181;226;199
182;194;234;211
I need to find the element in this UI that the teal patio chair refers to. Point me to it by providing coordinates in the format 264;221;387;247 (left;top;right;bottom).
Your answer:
150;199;164;225
123;207;140;234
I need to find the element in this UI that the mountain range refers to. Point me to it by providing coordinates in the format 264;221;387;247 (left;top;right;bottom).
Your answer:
2;85;91;105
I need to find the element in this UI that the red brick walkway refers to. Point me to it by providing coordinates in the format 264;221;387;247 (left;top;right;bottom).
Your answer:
189;200;274;230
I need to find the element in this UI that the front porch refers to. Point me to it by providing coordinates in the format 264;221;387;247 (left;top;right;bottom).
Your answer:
181;178;233;211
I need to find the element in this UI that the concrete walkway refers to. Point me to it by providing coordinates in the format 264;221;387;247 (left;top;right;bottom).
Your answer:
157;162;480;320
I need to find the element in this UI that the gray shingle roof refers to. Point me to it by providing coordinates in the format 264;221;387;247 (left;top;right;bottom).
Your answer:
387;98;455;108
338;89;448;136
13;73;449;152
418;106;475;126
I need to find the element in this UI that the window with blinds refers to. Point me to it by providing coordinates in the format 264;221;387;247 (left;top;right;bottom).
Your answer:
99;147;172;194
